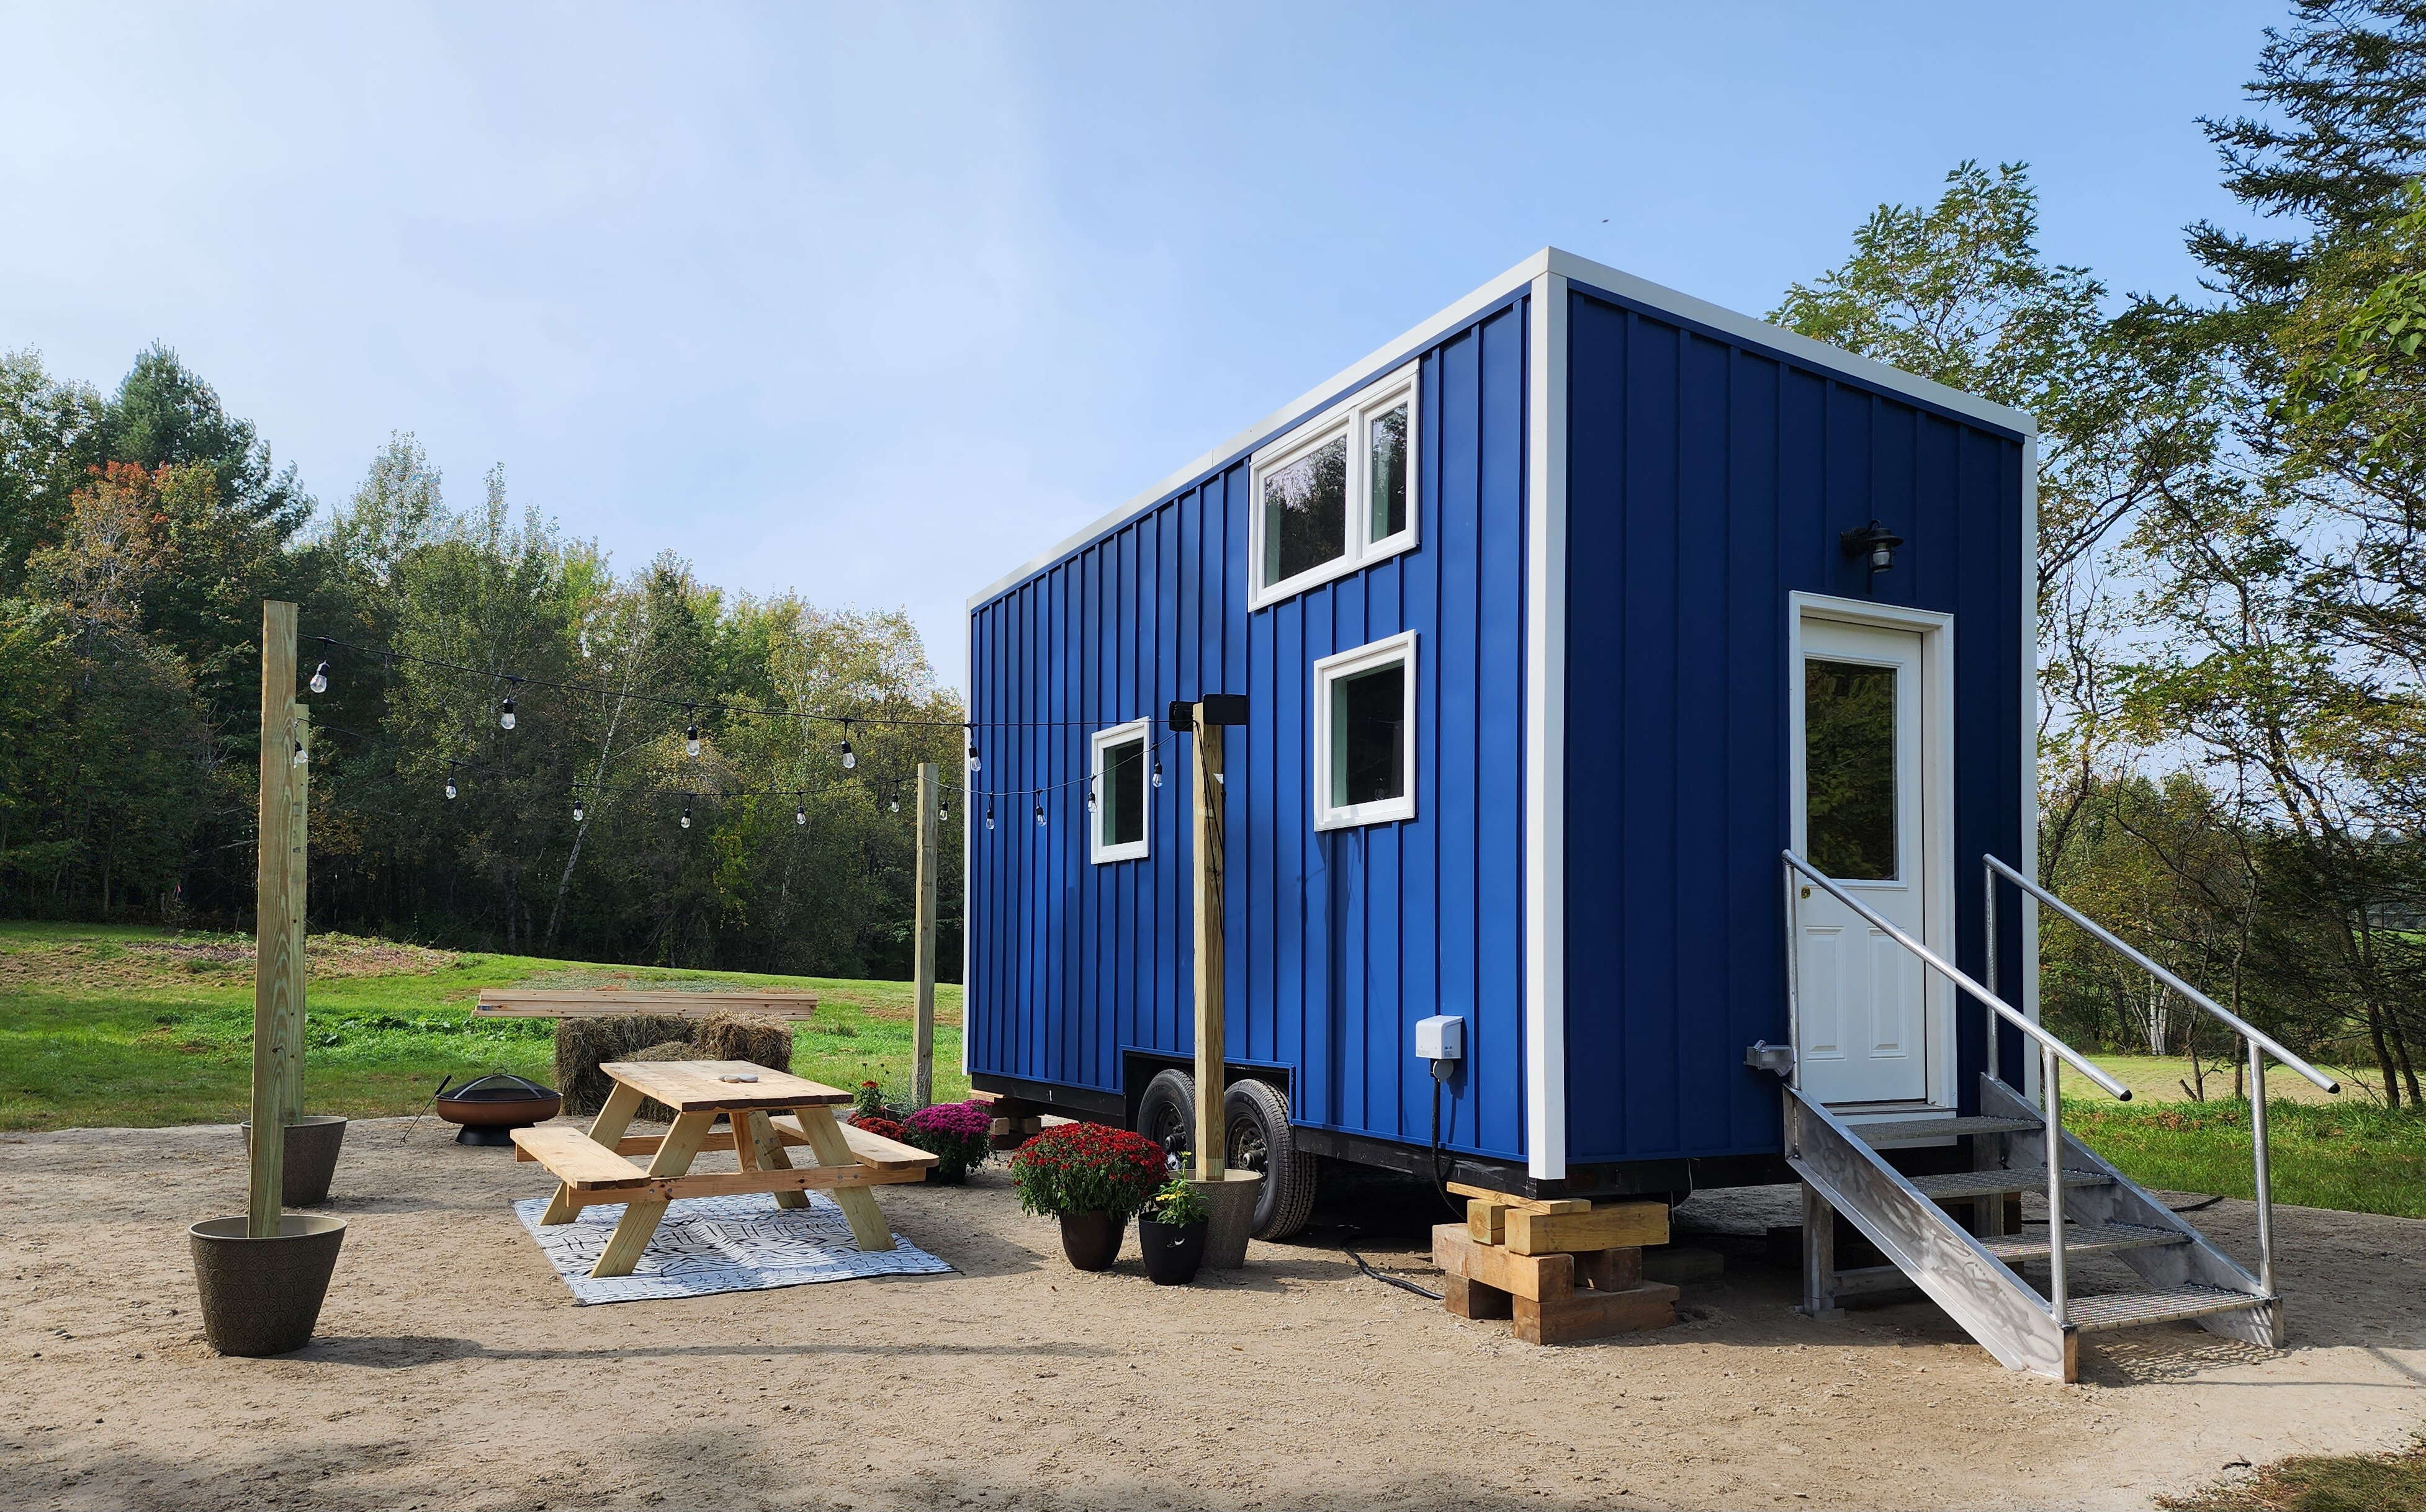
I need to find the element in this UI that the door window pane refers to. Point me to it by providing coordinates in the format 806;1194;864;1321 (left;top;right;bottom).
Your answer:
1368;402;1408;541
1332;661;1406;808
1804;658;1898;880
1102;736;1144;849
1262;434;1347;586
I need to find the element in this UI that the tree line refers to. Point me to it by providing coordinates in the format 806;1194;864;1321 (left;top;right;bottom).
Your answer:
0;356;963;979
1771;0;2425;1107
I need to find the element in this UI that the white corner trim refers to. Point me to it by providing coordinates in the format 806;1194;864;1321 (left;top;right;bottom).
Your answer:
1524;272;1568;1180
1087;720;1152;864
1309;630;1418;830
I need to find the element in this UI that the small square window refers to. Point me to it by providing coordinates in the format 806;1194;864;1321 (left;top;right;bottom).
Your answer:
1311;632;1417;830
1248;362;1419;609
1089;720;1151;863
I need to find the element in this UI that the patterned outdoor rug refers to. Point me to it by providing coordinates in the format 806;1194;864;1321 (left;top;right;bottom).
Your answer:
512;1191;955;1304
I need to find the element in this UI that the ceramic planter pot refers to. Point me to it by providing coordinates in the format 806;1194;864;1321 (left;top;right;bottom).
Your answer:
925;1161;969;1186
1137;1216;1207;1285
1189;1170;1265;1270
1057;1210;1122;1271
238;1114;348;1206
189;1214;345;1356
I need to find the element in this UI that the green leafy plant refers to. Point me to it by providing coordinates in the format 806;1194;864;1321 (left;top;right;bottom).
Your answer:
1141;1176;1207;1228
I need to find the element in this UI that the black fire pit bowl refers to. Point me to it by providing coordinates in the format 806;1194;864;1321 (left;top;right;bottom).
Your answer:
433;1072;562;1147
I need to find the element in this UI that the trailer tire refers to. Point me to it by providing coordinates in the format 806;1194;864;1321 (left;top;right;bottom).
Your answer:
1135;1069;1195;1176
1224;1078;1318;1240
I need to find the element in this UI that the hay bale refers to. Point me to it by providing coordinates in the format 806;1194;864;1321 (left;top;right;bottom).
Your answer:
552;1013;699;1115
697;1012;793;1073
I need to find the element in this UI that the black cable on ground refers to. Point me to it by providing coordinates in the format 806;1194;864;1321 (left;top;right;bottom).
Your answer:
1344;1245;1444;1300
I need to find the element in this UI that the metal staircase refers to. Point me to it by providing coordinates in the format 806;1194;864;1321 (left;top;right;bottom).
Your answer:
1773;850;2341;1383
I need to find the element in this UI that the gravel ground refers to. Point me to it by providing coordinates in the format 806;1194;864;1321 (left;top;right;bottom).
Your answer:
4;1117;2422;1511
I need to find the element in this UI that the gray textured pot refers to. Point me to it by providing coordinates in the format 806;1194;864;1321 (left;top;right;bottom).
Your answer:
1188;1170;1264;1269
189;1214;345;1356
239;1114;348;1206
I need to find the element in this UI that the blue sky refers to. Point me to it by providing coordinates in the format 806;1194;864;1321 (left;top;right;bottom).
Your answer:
1;2;2286;687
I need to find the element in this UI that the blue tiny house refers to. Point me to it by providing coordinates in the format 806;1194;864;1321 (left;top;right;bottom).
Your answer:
962;249;2035;1236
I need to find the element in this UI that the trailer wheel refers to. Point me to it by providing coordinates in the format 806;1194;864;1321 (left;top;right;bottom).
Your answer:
1135;1069;1195;1176
1224;1078;1318;1240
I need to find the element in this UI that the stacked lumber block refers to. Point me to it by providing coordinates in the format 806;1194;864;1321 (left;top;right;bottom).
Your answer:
968;1089;1047;1151
1434;1184;1678;1345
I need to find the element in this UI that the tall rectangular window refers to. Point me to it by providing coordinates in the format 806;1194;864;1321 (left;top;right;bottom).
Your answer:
1804;658;1898;880
1249;361;1420;609
1089;721;1150;863
1312;632;1417;830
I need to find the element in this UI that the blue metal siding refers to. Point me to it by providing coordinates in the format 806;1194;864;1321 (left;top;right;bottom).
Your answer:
1561;283;2027;1166
967;295;1533;1162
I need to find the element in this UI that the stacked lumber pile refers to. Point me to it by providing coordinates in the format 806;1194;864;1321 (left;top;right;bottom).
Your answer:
968;1089;1048;1151
1434;1183;1679;1344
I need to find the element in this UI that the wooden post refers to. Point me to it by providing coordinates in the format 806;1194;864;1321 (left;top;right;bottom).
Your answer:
279;705;310;1121
912;759;940;1109
248;601;305;1237
1192;706;1225;1181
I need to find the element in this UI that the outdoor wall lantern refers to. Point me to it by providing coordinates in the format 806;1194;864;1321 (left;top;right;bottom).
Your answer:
1841;519;1903;582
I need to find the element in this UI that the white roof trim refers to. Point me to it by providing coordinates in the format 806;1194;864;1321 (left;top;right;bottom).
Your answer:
968;246;2036;610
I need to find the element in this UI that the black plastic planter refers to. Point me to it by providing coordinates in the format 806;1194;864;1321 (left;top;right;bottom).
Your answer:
240;1114;348;1206
189;1214;345;1356
1057;1210;1121;1271
1137;1217;1206;1286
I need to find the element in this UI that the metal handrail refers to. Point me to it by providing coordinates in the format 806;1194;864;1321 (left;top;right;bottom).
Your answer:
1783;851;2131;1099
1983;852;2339;1299
1982;854;2338;1093
1785;849;2127;1329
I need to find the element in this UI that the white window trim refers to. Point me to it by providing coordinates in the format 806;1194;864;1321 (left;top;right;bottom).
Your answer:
1311;630;1417;831
1247;360;1421;611
1088;719;1151;864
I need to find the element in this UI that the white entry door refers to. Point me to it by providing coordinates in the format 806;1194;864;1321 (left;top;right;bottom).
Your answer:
1794;617;1931;1105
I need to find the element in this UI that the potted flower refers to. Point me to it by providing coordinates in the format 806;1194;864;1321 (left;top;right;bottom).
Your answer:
1136;1178;1209;1286
902;1101;993;1184
854;1114;909;1143
1007;1122;1166;1271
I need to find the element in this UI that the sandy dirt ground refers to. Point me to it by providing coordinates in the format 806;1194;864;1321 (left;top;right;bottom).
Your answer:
4;1118;2422;1512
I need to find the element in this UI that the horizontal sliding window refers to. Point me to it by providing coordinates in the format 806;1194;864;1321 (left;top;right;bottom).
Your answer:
1248;361;1419;609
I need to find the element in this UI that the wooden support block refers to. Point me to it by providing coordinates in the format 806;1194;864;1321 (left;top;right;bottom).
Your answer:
1443;1274;1512;1320
1575;1246;1645;1292
1506;1201;1669;1256
1514;1281;1680;1344
1432;1223;1575;1302
1467;1199;1506;1245
1446;1181;1589;1215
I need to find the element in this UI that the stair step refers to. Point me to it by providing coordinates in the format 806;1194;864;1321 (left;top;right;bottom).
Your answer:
1979;1221;2188;1263
1907;1165;2114;1200
1849;1116;2042;1145
2064;1284;2271;1333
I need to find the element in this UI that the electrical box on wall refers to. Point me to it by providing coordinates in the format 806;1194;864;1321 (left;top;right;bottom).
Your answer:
1415;1015;1463;1062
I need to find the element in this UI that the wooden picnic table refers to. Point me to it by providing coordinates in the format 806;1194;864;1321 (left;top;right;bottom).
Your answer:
512;1059;935;1278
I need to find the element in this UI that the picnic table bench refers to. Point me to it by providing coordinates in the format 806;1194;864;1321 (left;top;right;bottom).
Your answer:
513;1058;932;1277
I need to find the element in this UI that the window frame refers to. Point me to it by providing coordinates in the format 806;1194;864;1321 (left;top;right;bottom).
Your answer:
1247;360;1421;611
1311;630;1418;831
1088;718;1152;864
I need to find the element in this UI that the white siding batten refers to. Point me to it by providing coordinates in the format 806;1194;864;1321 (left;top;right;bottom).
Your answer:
1524;271;1569;1180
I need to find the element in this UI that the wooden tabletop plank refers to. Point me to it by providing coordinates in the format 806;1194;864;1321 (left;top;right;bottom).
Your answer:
599;1059;850;1112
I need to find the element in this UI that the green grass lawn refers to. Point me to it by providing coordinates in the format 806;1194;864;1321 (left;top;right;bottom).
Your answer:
2062;1094;2426;1219
0;919;965;1130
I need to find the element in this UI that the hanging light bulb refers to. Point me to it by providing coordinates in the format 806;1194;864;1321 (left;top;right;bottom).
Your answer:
795;799;807;826
966;730;981;773
939;798;950;824
292;739;307;768
572;795;585;823
680;802;693;830
683;702;701;758
889;795;900;813
307;643;330;694
1151;755;1164;789
498;687;517;731
985;800;995;831
1034;798;1046;826
445;776;458;800
840;721;856;770
1086;779;1098;813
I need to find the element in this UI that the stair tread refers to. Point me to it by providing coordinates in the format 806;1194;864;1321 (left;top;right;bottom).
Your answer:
1979;1221;2187;1262
2064;1284;2270;1332
1850;1116;2042;1145
1907;1165;2113;1199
